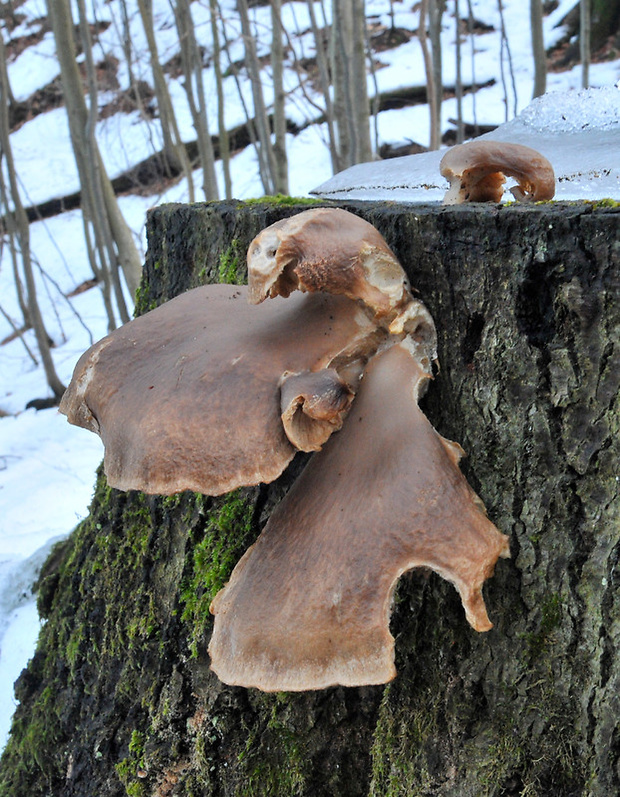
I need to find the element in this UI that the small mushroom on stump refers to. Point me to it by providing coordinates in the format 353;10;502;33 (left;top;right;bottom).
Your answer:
279;369;355;452
440;140;555;204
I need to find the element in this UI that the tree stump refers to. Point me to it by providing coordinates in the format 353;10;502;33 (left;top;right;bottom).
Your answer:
1;199;618;797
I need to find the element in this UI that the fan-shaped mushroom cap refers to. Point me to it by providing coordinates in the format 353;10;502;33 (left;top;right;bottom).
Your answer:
440;140;555;204
59;284;384;496
247;207;414;320
209;339;510;691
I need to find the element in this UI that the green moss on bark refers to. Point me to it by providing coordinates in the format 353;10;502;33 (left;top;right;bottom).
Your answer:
180;489;257;657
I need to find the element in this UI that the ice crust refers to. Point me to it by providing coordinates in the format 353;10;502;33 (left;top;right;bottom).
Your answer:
311;88;620;202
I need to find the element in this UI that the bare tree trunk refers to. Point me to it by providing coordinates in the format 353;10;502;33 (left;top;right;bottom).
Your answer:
454;0;464;144
428;0;444;147
137;0;195;199
173;0;219;201
497;0;518;120
237;0;277;194
581;0;591;88
306;0;339;172
46;0;143;299
466;0;478;135
0;37;65;400
76;0;130;325
219;9;267;189
209;0;232;199
118;0;147;120
530;0;546;98
331;0;353;169
365;22;380;156
80;204;118;332
418;0;440;149
271;0;289;194
331;0;372;168
0;176;30;327
351;0;372;163
0;156;30;330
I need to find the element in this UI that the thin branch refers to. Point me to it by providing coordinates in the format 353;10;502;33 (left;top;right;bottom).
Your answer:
0;304;38;366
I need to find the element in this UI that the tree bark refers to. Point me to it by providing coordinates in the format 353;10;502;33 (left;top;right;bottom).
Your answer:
453;0;463;144
497;0;517;120
307;0;339;172
270;0;289;195
581;0;591;88
76;0;130;325
209;0;232;199
238;0;278;194
429;0;444;147
0;200;618;797
331;0;373;169
418;0;436;149
530;0;546;98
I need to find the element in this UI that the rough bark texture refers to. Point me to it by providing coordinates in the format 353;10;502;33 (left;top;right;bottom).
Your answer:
0;199;618;797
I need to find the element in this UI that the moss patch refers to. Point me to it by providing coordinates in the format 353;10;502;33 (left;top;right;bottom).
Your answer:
0;474;263;797
216;239;245;285
236;696;308;796
240;194;323;207
180;488;257;657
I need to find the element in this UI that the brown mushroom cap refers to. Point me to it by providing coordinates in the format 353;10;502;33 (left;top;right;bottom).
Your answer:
247;207;414;320
209;339;510;691
440;140;555;204
279;369;355;452
59;284;384;496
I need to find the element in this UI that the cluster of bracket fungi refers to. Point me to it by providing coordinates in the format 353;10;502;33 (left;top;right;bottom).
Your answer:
61;207;511;692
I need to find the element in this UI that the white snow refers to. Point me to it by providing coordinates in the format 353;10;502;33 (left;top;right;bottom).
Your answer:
6;32;59;100
0;0;619;754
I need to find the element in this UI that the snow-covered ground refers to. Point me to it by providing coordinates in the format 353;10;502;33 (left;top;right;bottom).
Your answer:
1;0;619;752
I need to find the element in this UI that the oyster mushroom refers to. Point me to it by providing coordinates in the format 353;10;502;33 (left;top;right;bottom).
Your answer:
248;207;437;368
249;208;419;321
60;208;435;494
440;140;555;204
209;339;510;691
59;285;383;495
